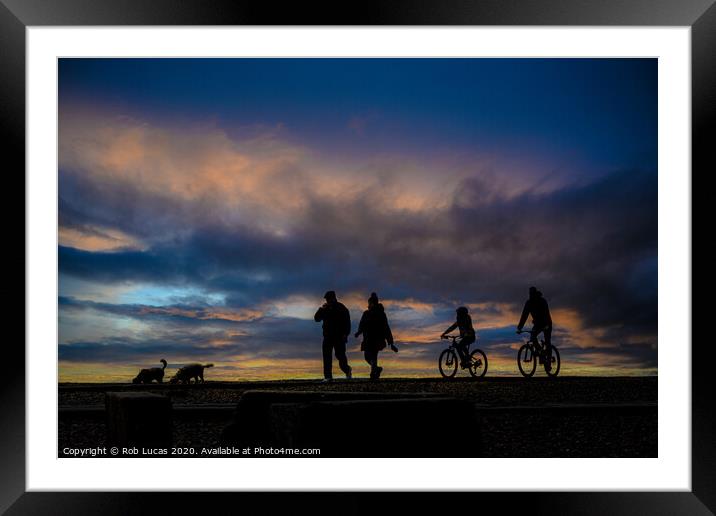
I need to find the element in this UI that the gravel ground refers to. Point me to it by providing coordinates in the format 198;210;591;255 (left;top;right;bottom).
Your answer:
58;377;657;457
59;376;656;407
59;411;657;457
478;411;657;457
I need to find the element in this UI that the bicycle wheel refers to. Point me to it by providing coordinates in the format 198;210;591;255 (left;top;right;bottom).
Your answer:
469;349;488;378
438;349;458;378
517;343;537;377
545;346;561;377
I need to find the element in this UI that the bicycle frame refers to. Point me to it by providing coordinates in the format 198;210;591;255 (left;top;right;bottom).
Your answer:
439;335;488;378
516;329;560;378
519;332;544;358
447;342;472;354
444;335;472;352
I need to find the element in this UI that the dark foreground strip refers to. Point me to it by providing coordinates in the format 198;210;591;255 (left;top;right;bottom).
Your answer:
59;401;657;419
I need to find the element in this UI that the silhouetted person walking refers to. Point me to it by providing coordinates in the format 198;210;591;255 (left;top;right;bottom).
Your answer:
314;290;352;382
517;286;553;372
355;292;397;380
441;306;475;368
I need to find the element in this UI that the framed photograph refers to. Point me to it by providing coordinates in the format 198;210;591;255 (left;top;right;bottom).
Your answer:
5;0;709;513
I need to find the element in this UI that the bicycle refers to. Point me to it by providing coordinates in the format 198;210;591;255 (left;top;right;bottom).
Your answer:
516;329;561;377
438;335;488;378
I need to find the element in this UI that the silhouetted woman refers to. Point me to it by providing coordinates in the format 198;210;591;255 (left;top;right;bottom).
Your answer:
355;292;397;380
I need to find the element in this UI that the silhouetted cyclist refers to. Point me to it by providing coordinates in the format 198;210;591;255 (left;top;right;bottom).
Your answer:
517;286;553;372
441;306;476;368
314;290;352;382
355;292;397;380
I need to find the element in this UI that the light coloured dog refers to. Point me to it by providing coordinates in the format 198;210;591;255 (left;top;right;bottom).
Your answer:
169;363;214;384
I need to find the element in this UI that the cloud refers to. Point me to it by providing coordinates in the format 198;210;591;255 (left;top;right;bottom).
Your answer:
58;111;657;377
59;225;145;252
59;296;263;325
60;166;655;324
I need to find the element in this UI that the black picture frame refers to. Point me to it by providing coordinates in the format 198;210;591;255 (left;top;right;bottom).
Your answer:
3;1;709;514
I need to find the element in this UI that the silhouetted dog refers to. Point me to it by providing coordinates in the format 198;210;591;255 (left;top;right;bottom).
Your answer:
169;363;214;384
132;359;168;384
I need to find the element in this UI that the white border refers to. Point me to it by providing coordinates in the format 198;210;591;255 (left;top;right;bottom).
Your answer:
27;27;691;491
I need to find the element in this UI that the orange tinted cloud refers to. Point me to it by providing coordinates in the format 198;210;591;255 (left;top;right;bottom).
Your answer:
136;305;263;323
59;109;564;247
59;226;145;252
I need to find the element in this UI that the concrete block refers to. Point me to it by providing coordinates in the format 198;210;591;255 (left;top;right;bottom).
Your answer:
220;390;476;456
105;392;172;448
220;390;441;447
269;397;477;457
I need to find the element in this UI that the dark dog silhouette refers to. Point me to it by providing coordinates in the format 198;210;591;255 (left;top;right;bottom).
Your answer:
169;363;214;384
132;359;167;384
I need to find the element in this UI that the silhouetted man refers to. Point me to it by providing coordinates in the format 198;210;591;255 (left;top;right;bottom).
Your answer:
517;286;553;371
314;290;352;382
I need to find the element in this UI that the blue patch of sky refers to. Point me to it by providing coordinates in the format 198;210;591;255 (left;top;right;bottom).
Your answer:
116;284;227;307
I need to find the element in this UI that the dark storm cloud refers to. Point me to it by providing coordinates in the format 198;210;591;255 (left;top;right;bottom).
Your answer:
59;166;656;343
442;167;657;330
59;247;173;283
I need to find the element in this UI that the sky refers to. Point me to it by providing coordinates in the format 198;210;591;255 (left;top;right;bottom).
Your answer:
58;58;658;382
